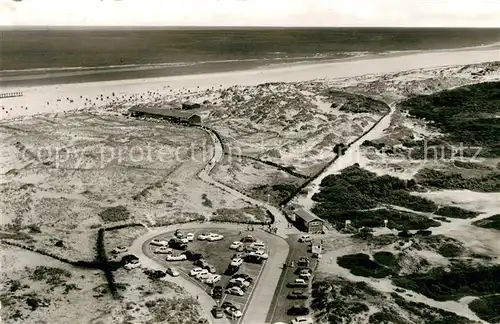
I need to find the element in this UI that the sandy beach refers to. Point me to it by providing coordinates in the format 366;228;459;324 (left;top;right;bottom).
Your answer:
1;46;499;120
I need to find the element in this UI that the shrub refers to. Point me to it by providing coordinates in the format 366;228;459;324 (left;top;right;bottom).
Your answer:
468;295;500;322
98;206;130;222
438;243;463;258
337;253;393;278
472;214;500;230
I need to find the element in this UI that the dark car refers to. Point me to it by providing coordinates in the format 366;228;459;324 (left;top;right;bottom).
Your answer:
232;274;253;283
241;235;257;243
297;257;310;267
287;290;308;299
221;301;235;309
295;267;311;275
287;305;310;316
121;254;139;264
416;230;432;236
212;286;223;299
398;230;413;238
183;251;203;261
244;254;264;264
225;265;240;276
211;306;224;319
169;239;187;250
194;258;209;267
144;269;166;280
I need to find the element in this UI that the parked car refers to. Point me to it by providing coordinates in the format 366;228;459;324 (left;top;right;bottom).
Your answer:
226;286;245;296
166;254;187;261
121;254;139;264
166;267;179;277
190;267;205;276
231;252;247;259
153;246;173;254
225;306;243;318
211;285;223;299
232;274;253;283
287;290;308;299
197;271;211;281
229;277;250;287
207;233;224;241
249;249;268;259
299;272;312;280
231;257;244;267
288;305;310;316
297;257;310;267
150;239;169;246
168;239;187;250
250;241;266;249
195;259;210;268
123;259;140;270
224;265;240;276
221;301;235;309
288;278;308;288
179;238;189;244
298;235;311;243
197;233;210;240
211;306;224;319
183;251;203;261
205;274;222;285
174;230;184;239
111;246;128;254
230;241;244;250
291;316;314;324
186;233;195;241
144;269;166;279
240;235;256;243
244;254;264;264
205;264;217;274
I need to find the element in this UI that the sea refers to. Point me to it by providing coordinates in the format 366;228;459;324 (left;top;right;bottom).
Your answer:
1;27;499;86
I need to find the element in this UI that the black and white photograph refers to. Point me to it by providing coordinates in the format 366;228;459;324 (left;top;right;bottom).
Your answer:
1;1;499;324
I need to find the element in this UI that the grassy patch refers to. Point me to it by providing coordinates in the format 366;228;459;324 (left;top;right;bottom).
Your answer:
468;295;500;322
98;205;130;222
434;206;480;219
337;253;393;278
400;81;500;157
416;168;500;193
392;264;500;301
373;251;399;270
473;214;500;230
30;266;72;286
147;296;203;324
437;243;464;258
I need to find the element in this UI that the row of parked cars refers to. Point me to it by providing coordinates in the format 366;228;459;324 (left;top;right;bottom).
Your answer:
212;301;242;319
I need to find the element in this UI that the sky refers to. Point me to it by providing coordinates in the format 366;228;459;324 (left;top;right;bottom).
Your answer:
1;0;500;27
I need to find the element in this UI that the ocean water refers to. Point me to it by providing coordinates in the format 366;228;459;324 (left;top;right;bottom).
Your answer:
1;27;499;86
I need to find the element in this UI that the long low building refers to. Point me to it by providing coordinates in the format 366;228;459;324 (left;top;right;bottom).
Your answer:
294;208;324;234
128;106;202;125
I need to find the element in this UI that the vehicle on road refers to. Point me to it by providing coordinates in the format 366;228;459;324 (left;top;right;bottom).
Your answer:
190;267;205;276
205;274;222;285
249;249;268;259
111;246;128;254
240;235;256;243
123;259;140;270
287;290;308;299
291;316;314;324
166;254;187;261
211;285;223;299
183;251;203;261
230;241;244;250
207;233;224;241
298;235;311;243
226;286;245;296
211;306;224;319
197;233;210;240
229;277;250;287
153;246;173;254
166;267;179;277
287;305;310;316
150;239;169;246
231;257;244;267
225;306;242;318
186;233;194;241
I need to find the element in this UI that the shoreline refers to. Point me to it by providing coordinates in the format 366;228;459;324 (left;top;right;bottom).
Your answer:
1;46;499;121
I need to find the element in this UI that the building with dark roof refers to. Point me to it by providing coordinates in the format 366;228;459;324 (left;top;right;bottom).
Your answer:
294;208;324;234
128;107;201;125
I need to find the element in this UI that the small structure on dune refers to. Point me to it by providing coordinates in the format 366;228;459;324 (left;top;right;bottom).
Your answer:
294;208;324;234
128;106;202;125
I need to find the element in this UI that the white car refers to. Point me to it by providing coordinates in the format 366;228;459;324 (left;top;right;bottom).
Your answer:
205;274;221;285
298;235;311;243
294;278;308;285
230;241;243;250
207;233;224;241
111;246;128;254
166;267;179;277
179;237;189;244
153;246;173;254
299;271;312;279
190;267;205;276
166;254;187;261
123;259;140;270
231;257;244;267
251;241;266;249
226;286;244;296
197;271;211;280
249;249;268;259
197;233;210;240
229;277;250;287
291;316;314;324
186;233;194;241
150;239;169;246
225;306;243;318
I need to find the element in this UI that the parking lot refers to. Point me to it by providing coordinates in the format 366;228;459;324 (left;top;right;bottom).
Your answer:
266;234;318;324
145;228;269;324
